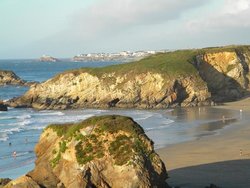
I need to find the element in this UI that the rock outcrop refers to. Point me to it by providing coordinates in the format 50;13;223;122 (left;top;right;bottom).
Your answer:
39;55;59;62
0;70;36;86
0;178;11;187
0;101;7;111
7;72;210;109
195;49;250;102
5;115;169;188
7;45;250;110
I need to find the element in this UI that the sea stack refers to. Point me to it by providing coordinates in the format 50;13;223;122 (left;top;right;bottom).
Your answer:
5;115;169;188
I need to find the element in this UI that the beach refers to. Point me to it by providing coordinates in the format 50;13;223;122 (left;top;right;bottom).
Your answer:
157;99;250;188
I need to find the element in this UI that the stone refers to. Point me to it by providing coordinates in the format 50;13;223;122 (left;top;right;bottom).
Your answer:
0;178;11;187
0;101;7;111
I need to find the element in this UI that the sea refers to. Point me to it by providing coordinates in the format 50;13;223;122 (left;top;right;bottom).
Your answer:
0;59;242;179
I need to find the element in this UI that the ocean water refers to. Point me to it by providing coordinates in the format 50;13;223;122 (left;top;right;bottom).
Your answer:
0;59;242;179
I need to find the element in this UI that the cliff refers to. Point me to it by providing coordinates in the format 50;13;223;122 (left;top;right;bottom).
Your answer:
0;70;36;86
5;115;169;188
7;45;250;110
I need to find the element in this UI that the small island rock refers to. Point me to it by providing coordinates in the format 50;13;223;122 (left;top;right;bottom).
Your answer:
39;55;59;62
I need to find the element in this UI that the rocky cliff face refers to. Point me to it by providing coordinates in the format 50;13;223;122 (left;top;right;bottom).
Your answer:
0;70;36;86
5;115;169;188
6;46;250;110
7;71;211;110
195;50;250;102
7;72;210;109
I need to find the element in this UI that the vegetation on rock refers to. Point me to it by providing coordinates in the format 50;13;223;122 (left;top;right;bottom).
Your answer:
47;115;152;167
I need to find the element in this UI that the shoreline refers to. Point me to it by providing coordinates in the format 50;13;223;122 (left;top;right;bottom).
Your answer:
157;99;250;188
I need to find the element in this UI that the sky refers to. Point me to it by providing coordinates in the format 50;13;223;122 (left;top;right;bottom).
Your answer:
0;0;250;59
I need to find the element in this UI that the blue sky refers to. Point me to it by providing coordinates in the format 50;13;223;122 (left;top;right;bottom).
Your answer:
0;0;250;59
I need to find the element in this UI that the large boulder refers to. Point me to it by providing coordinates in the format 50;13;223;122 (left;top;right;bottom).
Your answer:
6;115;169;188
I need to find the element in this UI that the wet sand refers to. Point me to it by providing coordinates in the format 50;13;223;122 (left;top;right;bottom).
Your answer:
157;99;250;188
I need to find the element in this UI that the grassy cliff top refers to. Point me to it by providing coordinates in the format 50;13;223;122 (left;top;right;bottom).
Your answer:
46;115;144;139
46;115;152;166
55;45;250;79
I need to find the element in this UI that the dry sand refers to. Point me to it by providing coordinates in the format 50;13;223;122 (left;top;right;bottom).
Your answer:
157;98;250;188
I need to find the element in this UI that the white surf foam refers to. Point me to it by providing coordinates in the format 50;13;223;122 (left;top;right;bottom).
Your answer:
17;114;32;120
37;111;65;116
134;114;153;121
0;132;9;141
0;116;16;120
145;119;174;132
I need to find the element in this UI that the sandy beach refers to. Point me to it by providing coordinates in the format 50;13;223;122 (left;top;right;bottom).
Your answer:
157;98;250;188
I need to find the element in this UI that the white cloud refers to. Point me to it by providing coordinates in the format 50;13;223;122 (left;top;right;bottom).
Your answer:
69;0;208;38
5;0;250;58
187;0;250;31
222;0;250;14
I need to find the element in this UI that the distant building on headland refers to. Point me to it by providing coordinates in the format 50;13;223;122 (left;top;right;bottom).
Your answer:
73;50;168;62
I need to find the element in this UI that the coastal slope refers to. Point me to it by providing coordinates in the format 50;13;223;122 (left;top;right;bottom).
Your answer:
7;45;250;110
5;115;169;188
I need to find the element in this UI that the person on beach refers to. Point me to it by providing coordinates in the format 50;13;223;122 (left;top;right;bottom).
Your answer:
222;115;225;123
12;151;17;158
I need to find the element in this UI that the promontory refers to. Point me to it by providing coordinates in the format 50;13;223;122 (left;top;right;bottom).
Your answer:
7;45;250;110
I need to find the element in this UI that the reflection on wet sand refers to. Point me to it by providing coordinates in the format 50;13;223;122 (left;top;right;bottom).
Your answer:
168;107;239;140
196;118;238;132
169;107;237;122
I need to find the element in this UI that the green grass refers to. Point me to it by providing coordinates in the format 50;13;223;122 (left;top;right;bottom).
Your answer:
47;115;152;167
47;115;144;138
51;45;250;83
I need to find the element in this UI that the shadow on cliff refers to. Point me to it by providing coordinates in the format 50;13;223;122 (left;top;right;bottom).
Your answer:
193;55;250;103
168;159;250;188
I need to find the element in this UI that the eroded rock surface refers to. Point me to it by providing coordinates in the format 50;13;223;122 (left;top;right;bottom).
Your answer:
195;50;250;102
7;71;210;109
6;115;169;188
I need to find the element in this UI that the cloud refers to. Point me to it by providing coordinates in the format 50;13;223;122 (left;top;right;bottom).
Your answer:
28;0;212;57
187;0;250;31
6;0;249;58
68;0;209;38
